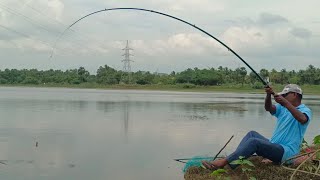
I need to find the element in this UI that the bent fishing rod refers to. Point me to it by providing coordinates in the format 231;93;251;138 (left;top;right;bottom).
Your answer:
174;135;234;163
51;7;268;86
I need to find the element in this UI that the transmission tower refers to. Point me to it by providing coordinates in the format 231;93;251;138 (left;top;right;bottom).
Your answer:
122;40;134;72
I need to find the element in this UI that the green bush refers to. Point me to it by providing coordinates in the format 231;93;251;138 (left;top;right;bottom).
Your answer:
251;82;264;89
176;83;196;89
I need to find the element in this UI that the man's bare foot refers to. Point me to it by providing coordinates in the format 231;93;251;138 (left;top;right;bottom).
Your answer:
202;158;228;170
261;158;272;164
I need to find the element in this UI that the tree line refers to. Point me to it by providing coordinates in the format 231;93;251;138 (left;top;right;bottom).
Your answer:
0;65;319;88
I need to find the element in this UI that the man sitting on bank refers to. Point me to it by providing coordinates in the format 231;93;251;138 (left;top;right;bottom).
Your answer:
202;84;312;169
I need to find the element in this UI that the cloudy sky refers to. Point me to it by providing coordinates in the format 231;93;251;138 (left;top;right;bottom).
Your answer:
0;0;319;74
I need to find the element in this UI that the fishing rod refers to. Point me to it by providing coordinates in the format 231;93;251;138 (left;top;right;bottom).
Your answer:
50;7;268;86
174;135;234;164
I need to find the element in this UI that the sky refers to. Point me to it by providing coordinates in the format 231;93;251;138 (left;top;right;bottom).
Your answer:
0;0;319;74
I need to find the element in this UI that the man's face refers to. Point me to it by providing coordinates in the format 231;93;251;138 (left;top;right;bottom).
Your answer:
282;92;297;101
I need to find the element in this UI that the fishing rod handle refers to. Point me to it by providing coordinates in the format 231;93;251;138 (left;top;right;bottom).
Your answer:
264;84;276;96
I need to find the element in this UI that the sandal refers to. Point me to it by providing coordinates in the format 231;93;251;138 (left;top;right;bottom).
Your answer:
201;161;220;170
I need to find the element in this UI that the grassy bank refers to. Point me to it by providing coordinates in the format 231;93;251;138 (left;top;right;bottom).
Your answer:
184;156;319;180
1;83;320;95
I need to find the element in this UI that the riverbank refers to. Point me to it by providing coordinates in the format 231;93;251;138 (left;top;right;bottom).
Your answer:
184;156;318;180
1;83;320;95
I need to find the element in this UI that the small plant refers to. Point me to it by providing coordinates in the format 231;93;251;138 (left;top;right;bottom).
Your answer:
211;169;230;180
293;135;320;177
231;156;256;180
301;135;320;160
313;135;320;160
313;135;320;145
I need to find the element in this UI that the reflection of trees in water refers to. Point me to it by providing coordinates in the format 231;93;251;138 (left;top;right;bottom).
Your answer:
129;101;151;111
174;102;248;113
168;102;248;121
39;100;90;111
2;100;90;112
47;100;90;112
209;103;247;119
257;103;266;116
95;101;267;120
309;104;320;115
123;102;129;143
95;101;269;131
68;100;89;110
96;101;156;113
169;102;273;121
174;114;209;121
96;101;130;142
95;101;118;112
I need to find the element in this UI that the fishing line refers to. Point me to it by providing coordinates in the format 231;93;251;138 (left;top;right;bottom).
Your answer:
50;7;268;86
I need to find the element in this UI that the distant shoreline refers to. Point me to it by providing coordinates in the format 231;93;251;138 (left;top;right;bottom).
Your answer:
1;84;320;95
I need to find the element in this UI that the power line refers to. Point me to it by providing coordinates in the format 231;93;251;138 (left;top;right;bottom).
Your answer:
17;0;67;27
0;3;61;36
0;2;109;56
0;24;73;56
14;0;114;52
0;24;72;55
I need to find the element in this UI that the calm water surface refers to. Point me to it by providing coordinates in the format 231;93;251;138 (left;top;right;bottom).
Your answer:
0;87;319;180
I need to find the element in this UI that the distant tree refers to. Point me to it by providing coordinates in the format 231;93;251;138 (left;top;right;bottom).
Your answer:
259;69;269;82
0;64;320;86
96;65;120;85
77;67;90;83
236;67;247;85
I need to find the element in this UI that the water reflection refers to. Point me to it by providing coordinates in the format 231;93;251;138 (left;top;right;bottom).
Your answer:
96;101;118;112
124;101;129;143
0;87;319;180
0;99;89;112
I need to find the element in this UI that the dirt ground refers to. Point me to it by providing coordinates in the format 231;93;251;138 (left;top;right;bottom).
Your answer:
184;156;320;180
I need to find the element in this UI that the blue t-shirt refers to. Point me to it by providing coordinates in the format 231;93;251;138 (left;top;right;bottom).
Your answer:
270;103;312;162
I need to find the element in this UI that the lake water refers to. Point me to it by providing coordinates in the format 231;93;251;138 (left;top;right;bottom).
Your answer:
0;87;319;180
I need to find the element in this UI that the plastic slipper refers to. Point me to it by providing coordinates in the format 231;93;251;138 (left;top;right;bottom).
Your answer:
201;161;220;170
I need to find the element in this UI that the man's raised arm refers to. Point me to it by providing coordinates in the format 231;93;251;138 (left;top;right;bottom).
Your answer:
265;87;276;114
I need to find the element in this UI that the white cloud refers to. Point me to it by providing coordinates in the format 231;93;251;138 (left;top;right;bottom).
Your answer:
102;33;227;61
47;0;65;21
221;26;269;53
258;13;289;25
0;10;8;26
13;38;51;52
167;0;225;13
290;27;312;39
0;0;320;72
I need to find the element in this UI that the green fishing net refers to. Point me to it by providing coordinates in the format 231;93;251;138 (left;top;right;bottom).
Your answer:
182;156;214;173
